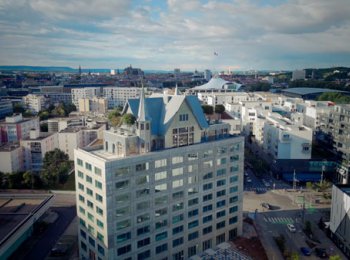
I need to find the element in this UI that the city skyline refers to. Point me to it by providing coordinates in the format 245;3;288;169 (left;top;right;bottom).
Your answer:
0;0;350;71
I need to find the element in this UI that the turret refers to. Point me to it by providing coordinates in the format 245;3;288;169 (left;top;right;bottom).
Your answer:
137;84;151;153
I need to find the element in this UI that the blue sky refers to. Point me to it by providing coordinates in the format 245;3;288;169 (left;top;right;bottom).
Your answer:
0;0;349;71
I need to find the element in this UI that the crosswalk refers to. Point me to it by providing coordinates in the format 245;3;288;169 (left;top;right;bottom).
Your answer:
263;216;295;224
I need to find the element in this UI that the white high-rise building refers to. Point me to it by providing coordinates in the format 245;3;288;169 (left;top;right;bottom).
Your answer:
74;89;244;260
102;87;140;109
22;94;49;113
71;88;102;110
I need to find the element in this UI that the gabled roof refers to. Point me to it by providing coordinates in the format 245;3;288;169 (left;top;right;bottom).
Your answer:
193;77;243;91
125;95;209;136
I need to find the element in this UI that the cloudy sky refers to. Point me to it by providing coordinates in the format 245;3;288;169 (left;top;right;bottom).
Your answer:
0;0;350;71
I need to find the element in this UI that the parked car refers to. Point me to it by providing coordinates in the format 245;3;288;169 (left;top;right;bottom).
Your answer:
287;224;296;232
300;247;312;256
261;202;272;209
315;248;328;258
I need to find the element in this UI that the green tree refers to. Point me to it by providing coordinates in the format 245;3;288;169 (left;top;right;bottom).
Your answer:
13;103;25;114
122;113;136;125
63;103;77;115
202;105;214;115
291;252;300;260
40;123;48;132
7;172;23;189
38;110;50;121
214;104;225;114
306;182;313;190
22;171;33;188
41;149;71;188
51;104;66;117
23;109;34;117
329;255;342;260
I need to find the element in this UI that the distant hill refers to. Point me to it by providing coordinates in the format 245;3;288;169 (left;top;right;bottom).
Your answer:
0;66;76;72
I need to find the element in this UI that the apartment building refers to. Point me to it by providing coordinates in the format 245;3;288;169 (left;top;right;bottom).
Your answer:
0;143;24;173
0;114;40;143
59;125;105;160
22;94;49;113
74;89;244;260
263;114;313;161
72;88;102;110
78;97;108;114
102;87;140;109
0;100;13;119
21;129;58;172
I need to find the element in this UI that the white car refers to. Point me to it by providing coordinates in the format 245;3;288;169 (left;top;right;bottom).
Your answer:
287;224;296;232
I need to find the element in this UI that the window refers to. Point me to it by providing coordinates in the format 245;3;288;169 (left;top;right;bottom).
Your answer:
172;237;184;247
78;183;84;191
115;193;130;203
94;167;102;176
155;195;168;205
155;184;167;193
78;171;84;178
217;147;227;154
216;210;226;218
137;201;150;211
87;200;93;209
172;179;183;188
217;158;227;166
95;180;102;189
188;176;198;184
117;244;131;256
156;243;168;254
137;237;150;248
188;164;198;173
217;179;226;187
97;219;104;228
203;150;213;157
137;213;150;223
188;153;198;160
88;212;94;222
172;202;184;212
155;159;167;168
172;214;184;224
136;175;149;185
217;200;226;208
188;231;199;241
188;220;198;229
80;229;86;239
203;215;213;223
230;186;238;193
97;232;104;242
230;205;238;213
216;233;225;245
136;188;150;197
172;191;184;200
81;241;87;251
203;160;213;168
117;232;131;243
203;226;212;235
136;162;149;171
172;156;183;164
137;225;150;236
203;204;213;212
116;180;129;190
117;219;131;230
156;231;167;241
188;209;198;218
217;169;226;176
89;236;95;246
116;167;130;177
85;162;92;171
78;195;85;203
217;190;226;197
179;114;188;121
203;172;213;180
79;206;85;215
188;198;199;206
229;216;238;224
155;219;167;229
230;175;238;183
86;175;92;183
203;239;212;250
173;250;184;260
96;206;103;216
97;244;105;256
203;183;213;190
137;250;151;259
188;245;197;257
188;187;198;195
155;171;167;181
77;158;83;166
229;196;238;203
172;225;183;235
87;187;93;196
216;221;225;229
172;167;183;176
155;208;167;217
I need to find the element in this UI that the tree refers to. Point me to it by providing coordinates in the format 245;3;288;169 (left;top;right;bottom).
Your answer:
122;113;136;126
41;149;71;188
40;123;48;132
63;103;77;115
214;104;225;114
329;255;342;260
13;103;25;114
38;110;50;121
22;171;33;188
202;105;213;115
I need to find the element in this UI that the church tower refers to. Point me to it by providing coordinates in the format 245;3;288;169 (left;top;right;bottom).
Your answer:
137;84;151;153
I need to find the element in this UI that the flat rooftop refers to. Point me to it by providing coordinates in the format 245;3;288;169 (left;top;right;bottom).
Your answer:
0;143;21;152
0;193;53;247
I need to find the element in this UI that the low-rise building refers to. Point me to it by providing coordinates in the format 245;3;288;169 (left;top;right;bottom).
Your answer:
0;100;13;120
0;114;39;143
22;94;48;113
78;97;108;114
0;143;24;173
